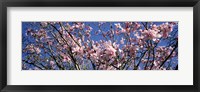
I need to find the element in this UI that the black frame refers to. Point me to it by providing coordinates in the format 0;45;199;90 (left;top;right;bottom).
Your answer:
0;0;199;92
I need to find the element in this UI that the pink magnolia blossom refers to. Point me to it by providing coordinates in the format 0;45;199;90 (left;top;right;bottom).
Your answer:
41;22;48;27
159;22;174;38
50;61;55;66
103;41;117;58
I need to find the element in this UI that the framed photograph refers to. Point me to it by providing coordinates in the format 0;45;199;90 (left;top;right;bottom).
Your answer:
0;0;199;92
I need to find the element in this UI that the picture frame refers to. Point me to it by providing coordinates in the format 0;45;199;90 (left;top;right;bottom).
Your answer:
0;0;199;92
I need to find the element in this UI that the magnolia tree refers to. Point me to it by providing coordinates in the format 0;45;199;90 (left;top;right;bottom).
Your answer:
22;22;178;70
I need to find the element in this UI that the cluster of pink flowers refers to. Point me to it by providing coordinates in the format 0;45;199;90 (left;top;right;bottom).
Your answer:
22;22;178;70
114;22;141;34
25;44;41;54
